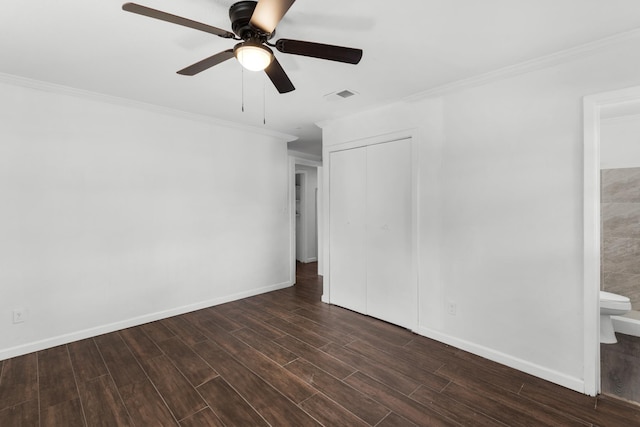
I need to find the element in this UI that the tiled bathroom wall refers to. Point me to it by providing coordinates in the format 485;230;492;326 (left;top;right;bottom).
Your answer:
601;167;640;310
601;167;640;405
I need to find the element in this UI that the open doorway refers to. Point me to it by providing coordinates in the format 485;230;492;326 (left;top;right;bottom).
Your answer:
295;167;318;264
290;156;322;284
584;85;640;397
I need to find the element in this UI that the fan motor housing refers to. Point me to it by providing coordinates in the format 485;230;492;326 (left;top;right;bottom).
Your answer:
229;1;274;40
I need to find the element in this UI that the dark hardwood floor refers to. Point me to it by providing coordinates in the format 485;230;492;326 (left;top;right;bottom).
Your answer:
2;262;640;426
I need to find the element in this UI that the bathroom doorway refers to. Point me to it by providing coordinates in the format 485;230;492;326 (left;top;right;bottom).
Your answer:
584;85;640;398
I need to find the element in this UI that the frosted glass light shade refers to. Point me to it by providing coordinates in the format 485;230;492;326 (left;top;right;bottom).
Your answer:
235;44;273;71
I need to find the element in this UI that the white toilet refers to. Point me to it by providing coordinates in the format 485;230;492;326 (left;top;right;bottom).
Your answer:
600;290;632;344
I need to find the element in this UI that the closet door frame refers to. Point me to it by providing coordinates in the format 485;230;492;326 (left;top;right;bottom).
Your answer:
324;129;419;332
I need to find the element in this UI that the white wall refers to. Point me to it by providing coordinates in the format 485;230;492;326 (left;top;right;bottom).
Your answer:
321;33;640;393
601;114;640;168
0;79;292;360
295;164;318;262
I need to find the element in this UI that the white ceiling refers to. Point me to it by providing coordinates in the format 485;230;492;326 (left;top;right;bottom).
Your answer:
3;0;640;157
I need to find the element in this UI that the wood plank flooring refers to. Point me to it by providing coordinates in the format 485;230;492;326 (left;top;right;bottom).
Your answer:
1;262;640;426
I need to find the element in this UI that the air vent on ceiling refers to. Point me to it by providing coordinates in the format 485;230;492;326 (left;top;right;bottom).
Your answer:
324;89;359;102
336;90;356;98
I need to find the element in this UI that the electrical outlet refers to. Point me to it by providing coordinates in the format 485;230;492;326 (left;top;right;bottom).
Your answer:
446;300;457;316
13;308;26;324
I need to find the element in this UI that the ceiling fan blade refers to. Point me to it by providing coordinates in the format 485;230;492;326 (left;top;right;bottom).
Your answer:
275;39;362;64
250;0;296;34
177;49;235;76
265;58;295;93
122;3;235;39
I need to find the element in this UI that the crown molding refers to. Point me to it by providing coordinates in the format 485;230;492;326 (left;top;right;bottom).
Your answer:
0;72;297;142
405;27;640;102
318;27;640;131
319;28;640;129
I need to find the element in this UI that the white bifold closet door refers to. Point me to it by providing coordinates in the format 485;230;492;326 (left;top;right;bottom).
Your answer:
329;138;414;329
366;138;413;328
329;147;367;314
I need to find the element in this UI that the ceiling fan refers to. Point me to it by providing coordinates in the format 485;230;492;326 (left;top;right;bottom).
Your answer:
122;0;363;94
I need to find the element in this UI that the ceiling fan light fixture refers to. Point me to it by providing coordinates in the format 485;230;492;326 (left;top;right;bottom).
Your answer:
234;42;273;71
122;1;363;94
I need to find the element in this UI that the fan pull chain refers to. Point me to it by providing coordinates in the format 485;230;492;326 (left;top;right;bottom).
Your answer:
241;65;245;113
263;77;266;125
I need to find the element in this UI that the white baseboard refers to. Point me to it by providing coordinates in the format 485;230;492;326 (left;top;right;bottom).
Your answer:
0;280;292;361
417;326;585;394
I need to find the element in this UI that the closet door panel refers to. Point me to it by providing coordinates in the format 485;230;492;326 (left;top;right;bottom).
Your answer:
329;148;367;313
366;139;414;328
